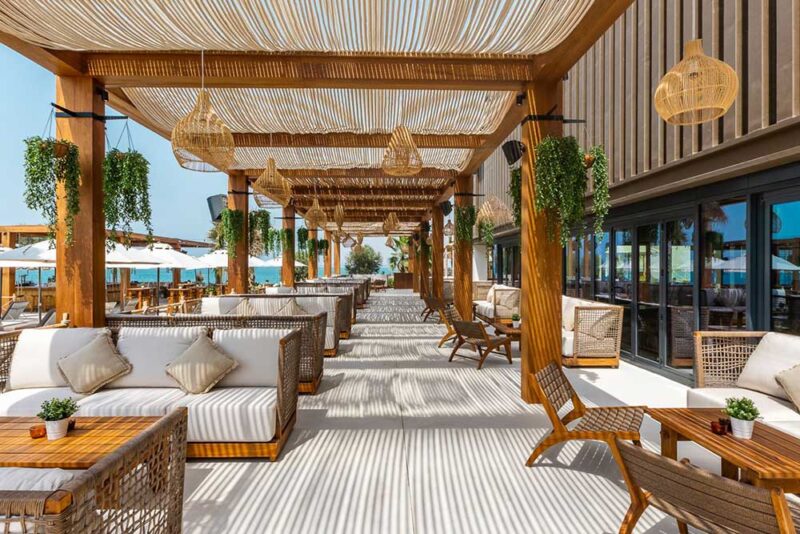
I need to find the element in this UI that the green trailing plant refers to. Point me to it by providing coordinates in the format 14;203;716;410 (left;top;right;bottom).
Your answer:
37;397;78;421
104;148;153;247
478;219;495;247
220;208;245;258
297;227;309;250
267;227;282;255
307;237;317;257
23;137;81;244
588;145;609;234
389;237;410;273
455;205;477;243
439;200;453;217
317;239;329;253
248;210;271;255
724;397;760;421
420;221;431;233
509;167;521;228
282;228;294;252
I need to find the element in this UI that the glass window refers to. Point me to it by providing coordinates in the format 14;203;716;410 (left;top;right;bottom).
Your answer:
566;236;580;296
637;225;661;361
770;200;800;335
614;229;633;351
701;199;747;330
666;218;696;372
580;234;593;299
594;231;611;303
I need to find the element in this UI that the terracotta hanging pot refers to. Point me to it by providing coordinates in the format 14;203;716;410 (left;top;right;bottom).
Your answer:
583;153;595;169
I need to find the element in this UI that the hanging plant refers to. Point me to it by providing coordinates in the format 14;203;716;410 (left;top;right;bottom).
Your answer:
478;219;495;247
23;137;81;244
282;228;294;251
317;239;329;253
297;227;309;250
509;167;522;228
455;205;477;243
440;200;453;217
307;238;317;257
248;210;271;255
104;148;153;247
588;145;609;234
420;220;431;234
220;208;244;258
266;227;282;255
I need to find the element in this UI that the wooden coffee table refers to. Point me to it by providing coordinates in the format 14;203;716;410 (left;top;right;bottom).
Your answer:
647;408;800;492
0;416;160;469
492;322;520;342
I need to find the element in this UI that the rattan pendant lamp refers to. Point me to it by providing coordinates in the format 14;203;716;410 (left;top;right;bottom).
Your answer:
334;202;345;231
382;125;422;176
476;195;514;227
304;180;327;229
171;50;235;172
654;39;738;125
254;156;292;207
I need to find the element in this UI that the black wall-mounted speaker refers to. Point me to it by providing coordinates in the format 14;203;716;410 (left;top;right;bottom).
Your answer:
501;140;526;166
207;194;228;223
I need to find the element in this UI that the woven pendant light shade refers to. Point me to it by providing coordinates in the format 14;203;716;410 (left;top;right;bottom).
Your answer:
382;125;423;176
386;212;400;232
356;232;364;245
343;235;356;248
304;197;328;229
654;39;738;125
443;220;454;237
476;195;514;227
254;158;292;207
334;203;345;230
171;89;235;172
385;235;394;247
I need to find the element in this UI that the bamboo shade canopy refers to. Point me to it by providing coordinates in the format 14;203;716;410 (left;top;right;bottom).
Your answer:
0;0;590;56
233;147;470;171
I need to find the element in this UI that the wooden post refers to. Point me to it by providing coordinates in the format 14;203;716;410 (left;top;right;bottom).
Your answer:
307;228;318;279
520;83;564;404
119;268;130;307
323;230;332;278
172;268;181;287
227;171;249;294
431;206;444;300
409;240;418;293
333;238;341;275
281;206;295;287
454;174;473;320
55;76;105;327
0;232;16;307
419;221;430;298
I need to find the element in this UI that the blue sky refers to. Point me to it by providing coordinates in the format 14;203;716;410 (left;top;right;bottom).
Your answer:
0;45;394;266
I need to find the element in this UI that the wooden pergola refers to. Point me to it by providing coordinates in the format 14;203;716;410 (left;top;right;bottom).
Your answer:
0;0;632;403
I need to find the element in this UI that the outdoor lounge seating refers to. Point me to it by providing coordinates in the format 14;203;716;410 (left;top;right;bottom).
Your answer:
421;295;445;322
612;438;799;533
689;330;800;439
437;305;461;347
449;320;512;370
0;325;301;460
526;363;644;467
472;284;520;324
561;296;624;368
0;407;188;534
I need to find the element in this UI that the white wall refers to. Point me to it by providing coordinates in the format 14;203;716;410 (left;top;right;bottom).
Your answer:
472;243;488;281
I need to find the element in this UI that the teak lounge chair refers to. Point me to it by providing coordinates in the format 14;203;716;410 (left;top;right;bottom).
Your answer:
437;305;461;347
449;320;512;369
526;363;644;466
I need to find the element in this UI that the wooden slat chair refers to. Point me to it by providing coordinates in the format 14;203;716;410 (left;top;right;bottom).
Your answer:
526;362;644;466
449;320;512;369
612;438;800;534
421;296;445;322
437;305;461;347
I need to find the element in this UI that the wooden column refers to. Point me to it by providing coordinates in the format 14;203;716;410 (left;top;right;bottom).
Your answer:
55;76;105;327
454;174;473;320
520;83;564;404
409;241;418;293
323;230;332;278
0;232;16;306
431;206;444;300
333;239;341;275
281;206;295;287
119;268;130;307
227;171;249;294
171;269;181;287
307;228;318;279
419;222;430;298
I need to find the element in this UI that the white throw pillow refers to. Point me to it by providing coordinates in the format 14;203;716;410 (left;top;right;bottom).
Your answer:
486;285;496;304
200;296;244;315
214;329;293;387
737;333;800;400
7;328;108;390
58;334;132;394
562;297;578;332
109;326;207;388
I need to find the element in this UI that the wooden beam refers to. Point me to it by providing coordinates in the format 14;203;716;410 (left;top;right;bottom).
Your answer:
431;205;445;300
0;232;17;305
0;225;209;248
282;206;296;288
55;76;106;327
247;167;457;180
409;241;419;293
0;32;83;76
227;172;249;294
234;132;487;149
82;51;537;90
419;221;430;298
453;175;473;320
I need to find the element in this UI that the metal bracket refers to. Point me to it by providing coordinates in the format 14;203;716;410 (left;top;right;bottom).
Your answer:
453;192;485;198
51;103;127;123
521;105;586;125
227;189;253;195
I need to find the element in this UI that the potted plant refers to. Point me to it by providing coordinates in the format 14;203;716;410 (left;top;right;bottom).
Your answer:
220;208;245;258
724;397;760;439
511;313;521;329
37;397;79;441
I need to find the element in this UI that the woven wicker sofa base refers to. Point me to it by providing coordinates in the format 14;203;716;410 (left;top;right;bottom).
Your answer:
187;414;295;461
298;374;322;395
562;355;620;368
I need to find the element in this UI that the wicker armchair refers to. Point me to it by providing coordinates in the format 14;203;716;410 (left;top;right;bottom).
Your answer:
526;363;644;467
0;408;188;534
449;320;512;369
437;305;461;348
612;438;799;533
563;304;625;368
693;330;768;387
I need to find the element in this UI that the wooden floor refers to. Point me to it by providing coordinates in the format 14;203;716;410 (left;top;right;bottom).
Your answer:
183;290;702;533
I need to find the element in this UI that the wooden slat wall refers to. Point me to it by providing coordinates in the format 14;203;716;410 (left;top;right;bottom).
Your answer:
561;0;800;194
475;124;521;233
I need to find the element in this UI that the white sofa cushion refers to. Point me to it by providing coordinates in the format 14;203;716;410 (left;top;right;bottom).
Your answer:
77;388;186;416
248;297;291;316
474;300;495;319
0;387;85;416
264;286;293;294
201;296;244;315
737;333;800;400
562;296;578;331
763;420;800;439
167;387;278;442
325;327;337;351
109;326;207;388
686;387;800;421
6;328;108;390
0;467;81;491
214;329;292;387
562;330;574;356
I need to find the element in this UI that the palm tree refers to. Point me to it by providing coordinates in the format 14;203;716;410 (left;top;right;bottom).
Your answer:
388;236;410;273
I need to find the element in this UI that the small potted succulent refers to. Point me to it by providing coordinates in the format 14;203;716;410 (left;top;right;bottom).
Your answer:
724;397;760;439
511;313;521;329
37;397;79;441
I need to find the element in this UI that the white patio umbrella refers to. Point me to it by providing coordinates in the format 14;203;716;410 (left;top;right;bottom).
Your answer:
263;256;305;268
717;254;800;272
197;249;270;268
